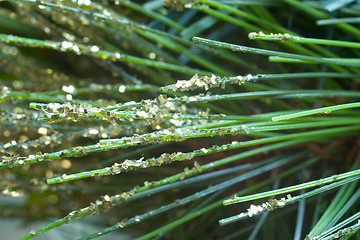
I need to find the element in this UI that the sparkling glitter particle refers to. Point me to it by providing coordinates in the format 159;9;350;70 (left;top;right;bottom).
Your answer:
118;85;126;93
66;94;73;100
72;45;80;53
61;41;73;49
77;0;92;6
246;74;253;80
11;191;21;197
148;52;156;59
38;127;48;135
62;85;75;94
90;45;99;52
89;129;99;135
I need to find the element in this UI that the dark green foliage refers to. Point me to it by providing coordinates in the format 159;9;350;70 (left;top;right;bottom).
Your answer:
0;0;360;239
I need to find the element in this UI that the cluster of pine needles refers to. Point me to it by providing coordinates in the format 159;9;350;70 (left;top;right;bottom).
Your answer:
1;0;360;239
